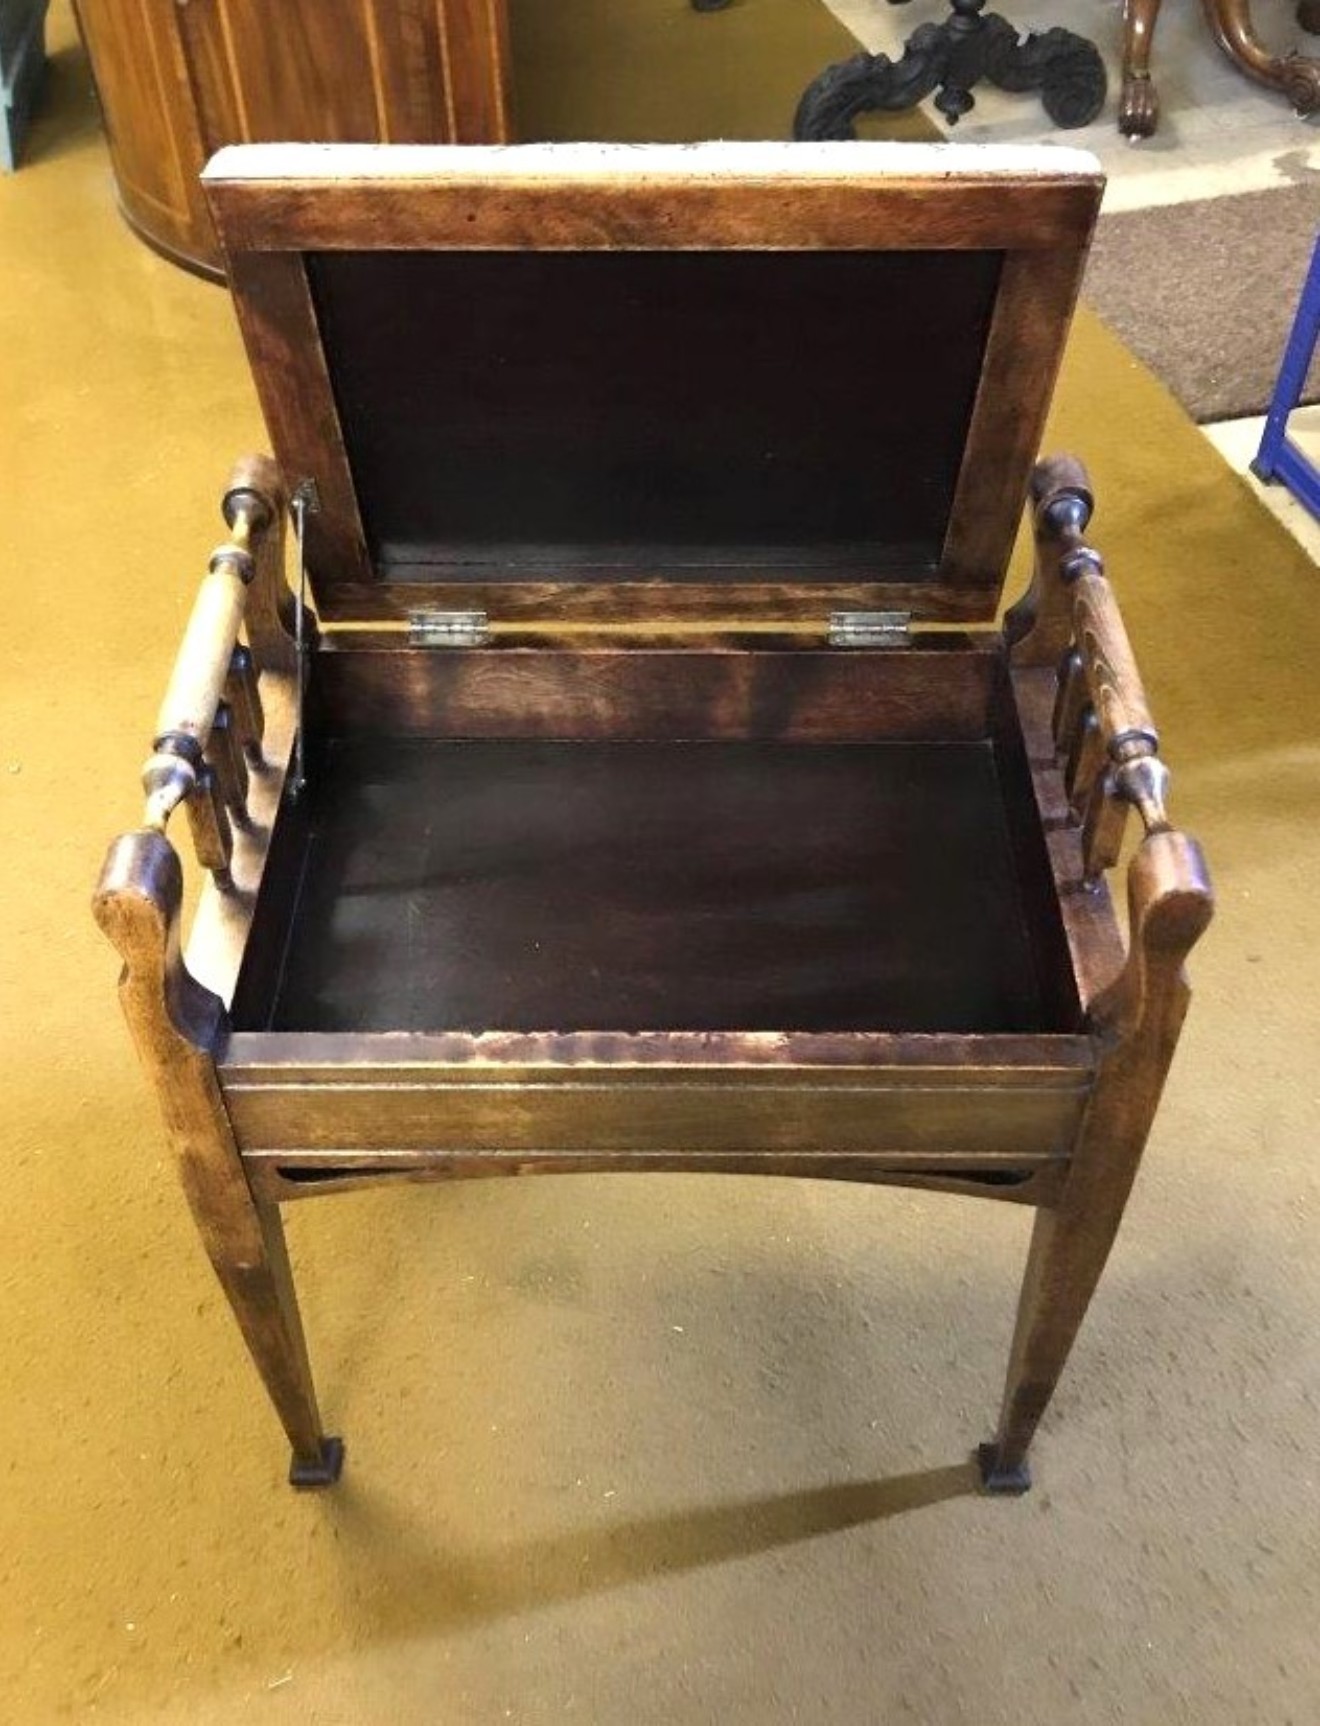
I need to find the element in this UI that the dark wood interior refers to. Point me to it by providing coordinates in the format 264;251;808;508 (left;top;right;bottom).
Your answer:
231;642;1080;1037
306;249;1004;583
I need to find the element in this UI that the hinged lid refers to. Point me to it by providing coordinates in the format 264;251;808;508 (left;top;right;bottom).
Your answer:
203;142;1102;628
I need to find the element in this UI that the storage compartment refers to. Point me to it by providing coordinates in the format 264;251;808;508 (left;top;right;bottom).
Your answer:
230;645;1079;1037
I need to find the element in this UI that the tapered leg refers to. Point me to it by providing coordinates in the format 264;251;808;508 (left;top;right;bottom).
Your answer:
182;1171;344;1488
94;829;342;1488
1119;0;1164;137
980;1173;1138;1491
978;830;1213;1493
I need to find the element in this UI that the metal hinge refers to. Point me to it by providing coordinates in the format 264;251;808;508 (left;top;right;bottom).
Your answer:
407;608;492;647
827;610;911;648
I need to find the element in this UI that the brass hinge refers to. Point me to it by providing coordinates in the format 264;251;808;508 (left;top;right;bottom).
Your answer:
407;608;492;647
827;609;911;648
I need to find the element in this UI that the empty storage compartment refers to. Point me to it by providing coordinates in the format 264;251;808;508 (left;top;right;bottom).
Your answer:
229;644;1081;1038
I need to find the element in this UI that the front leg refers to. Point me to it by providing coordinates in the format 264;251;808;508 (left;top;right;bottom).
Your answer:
987;463;1213;1489
983;833;1212;1488
92;459;338;1488
93;831;343;1487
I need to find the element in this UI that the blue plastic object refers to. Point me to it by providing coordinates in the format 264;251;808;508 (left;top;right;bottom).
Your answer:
1252;231;1320;522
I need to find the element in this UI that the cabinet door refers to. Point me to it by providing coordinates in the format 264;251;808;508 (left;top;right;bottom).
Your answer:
75;0;212;267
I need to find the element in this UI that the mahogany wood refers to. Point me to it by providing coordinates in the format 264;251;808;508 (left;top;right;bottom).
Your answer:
231;735;1054;1037
1118;0;1311;135
93;149;1213;1495
91;830;341;1486
204;148;1102;256
310;639;1000;742
1118;0;1320;136
202;144;1103;627
985;829;1212;1483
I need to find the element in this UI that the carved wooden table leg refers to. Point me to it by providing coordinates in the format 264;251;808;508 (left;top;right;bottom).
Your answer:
1201;0;1320;114
1119;0;1164;137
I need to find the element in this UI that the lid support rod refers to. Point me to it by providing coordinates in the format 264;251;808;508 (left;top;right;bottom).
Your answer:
289;480;320;798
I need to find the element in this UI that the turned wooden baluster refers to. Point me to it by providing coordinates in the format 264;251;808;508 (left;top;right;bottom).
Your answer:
1010;457;1173;885
139;457;290;888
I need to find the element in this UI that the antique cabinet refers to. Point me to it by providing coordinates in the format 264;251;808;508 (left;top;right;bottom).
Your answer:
94;142;1212;1491
74;0;512;275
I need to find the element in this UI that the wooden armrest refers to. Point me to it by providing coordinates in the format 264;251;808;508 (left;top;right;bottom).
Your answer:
92;829;227;1056
138;458;293;885
1089;828;1214;1049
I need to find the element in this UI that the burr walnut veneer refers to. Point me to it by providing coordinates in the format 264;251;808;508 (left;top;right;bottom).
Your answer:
94;143;1212;1492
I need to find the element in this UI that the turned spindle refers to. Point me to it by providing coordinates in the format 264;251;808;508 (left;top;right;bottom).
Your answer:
1017;458;1174;885
136;458;290;881
224;644;265;769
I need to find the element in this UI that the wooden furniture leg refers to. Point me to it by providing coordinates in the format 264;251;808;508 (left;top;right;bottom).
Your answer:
1200;0;1320;114
1119;0;1164;137
93;457;341;1487
93;831;343;1487
986;459;1214;1490
982;831;1212;1489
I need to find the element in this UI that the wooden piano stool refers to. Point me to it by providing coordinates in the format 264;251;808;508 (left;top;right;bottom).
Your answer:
93;142;1212;1492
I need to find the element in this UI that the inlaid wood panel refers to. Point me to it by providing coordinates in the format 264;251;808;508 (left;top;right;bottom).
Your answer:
75;0;513;276
73;0;210;266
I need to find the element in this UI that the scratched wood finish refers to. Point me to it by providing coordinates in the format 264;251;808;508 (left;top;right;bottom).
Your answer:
941;248;1093;598
1071;568;1159;752
311;639;1000;741
94;154;1216;1492
246;1154;1067;1210
203;146;1101;626
91;829;340;1483
221;1068;1089;1161
983;829;1213;1484
223;252;372;595
205;157;1101;255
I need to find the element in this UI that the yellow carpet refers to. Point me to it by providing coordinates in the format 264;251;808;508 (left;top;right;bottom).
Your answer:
2;5;1319;1722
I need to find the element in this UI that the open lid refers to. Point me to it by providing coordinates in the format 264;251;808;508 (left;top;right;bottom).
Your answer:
204;142;1102;626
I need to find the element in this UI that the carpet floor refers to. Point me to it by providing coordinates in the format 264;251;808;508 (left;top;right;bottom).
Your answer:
1085;183;1320;423
3;5;1320;1724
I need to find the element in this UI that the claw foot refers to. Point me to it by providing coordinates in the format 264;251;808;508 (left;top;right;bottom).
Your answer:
1281;51;1320;114
1118;70;1159;137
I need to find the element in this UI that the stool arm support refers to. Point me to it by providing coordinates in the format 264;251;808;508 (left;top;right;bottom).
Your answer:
1088;828;1214;1052
139;459;292;885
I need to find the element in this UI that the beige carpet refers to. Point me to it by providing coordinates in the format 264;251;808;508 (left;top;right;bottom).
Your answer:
1085;185;1320;422
3;5;1320;1723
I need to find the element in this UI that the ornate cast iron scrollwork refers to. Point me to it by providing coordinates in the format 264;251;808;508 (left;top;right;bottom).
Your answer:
794;0;1106;135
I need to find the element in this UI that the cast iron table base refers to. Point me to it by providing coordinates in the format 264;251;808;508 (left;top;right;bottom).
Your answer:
792;0;1106;135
